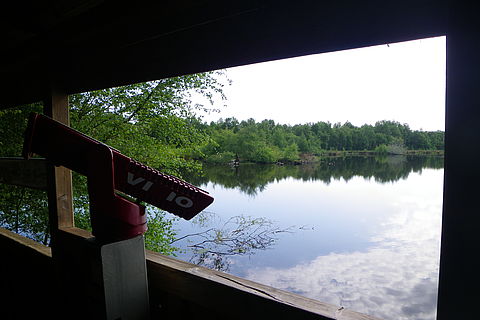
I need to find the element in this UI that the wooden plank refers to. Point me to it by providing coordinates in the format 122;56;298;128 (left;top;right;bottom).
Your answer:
39;90;77;319
52;227;379;320
0;157;47;190
43;90;74;235
49;228;150;319
55;227;99;319
146;251;381;320
44;90;70;126
101;236;150;320
0;226;52;257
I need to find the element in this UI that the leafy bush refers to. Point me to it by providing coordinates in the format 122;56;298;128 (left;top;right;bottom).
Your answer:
205;152;236;163
374;144;388;154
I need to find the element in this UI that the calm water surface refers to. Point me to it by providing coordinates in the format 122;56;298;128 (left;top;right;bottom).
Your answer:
176;156;444;320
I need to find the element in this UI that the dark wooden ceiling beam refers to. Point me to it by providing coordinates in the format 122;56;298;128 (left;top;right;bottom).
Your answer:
0;0;446;108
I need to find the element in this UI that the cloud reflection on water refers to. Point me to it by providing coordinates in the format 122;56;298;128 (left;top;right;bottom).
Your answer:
245;185;442;320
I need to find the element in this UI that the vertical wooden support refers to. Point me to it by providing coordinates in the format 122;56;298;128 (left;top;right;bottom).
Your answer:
42;89;150;319
43;90;74;247
437;2;480;319
42;89;77;318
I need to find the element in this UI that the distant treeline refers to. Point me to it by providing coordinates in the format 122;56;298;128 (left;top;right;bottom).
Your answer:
185;156;444;196
196;118;444;164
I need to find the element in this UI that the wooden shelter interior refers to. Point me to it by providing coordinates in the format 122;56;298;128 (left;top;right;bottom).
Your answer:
1;1;479;319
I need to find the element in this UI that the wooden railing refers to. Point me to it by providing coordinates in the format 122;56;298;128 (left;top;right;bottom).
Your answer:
0;226;381;320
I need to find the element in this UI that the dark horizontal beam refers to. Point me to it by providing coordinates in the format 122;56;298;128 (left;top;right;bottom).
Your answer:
0;158;47;190
0;0;447;108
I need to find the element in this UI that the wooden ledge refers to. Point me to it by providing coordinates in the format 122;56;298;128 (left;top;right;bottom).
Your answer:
146;249;380;320
0;227;381;320
0;226;51;257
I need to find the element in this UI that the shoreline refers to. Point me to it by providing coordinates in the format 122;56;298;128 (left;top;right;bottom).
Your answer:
203;151;444;166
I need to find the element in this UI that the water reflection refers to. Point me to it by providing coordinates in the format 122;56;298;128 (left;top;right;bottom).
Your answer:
185;156;443;196
177;156;444;320
174;213;295;272
242;171;442;320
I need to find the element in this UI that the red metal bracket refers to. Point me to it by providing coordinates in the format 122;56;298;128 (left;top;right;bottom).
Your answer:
23;113;213;241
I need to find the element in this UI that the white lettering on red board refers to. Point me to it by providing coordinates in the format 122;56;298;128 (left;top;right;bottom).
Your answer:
127;172;193;208
166;192;193;208
127;172;153;191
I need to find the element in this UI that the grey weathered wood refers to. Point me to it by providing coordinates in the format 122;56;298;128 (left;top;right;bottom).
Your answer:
53;228;150;319
102;235;150;320
0;157;47;190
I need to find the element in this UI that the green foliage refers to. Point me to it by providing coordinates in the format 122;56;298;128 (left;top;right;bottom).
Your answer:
200;118;444;163
281;143;300;162
70;72;228;176
144;209;179;256
386;141;408;155
0;103;43;156
0;185;49;244
72;174;91;231
0;104;50;244
374;144;388;154
205;152;236;164
0;71;229;254
68;72;229;253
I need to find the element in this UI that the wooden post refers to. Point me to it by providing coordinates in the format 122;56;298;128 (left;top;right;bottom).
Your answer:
42;89;78;318
437;2;480;319
42;89;150;319
43;90;74;247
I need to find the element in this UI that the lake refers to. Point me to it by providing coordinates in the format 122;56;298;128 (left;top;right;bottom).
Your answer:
175;155;444;320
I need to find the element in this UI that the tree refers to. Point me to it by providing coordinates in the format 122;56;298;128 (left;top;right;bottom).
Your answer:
0;71;230;253
70;71;228;175
281;143;300;162
427;131;445;150
407;131;431;150
0;104;50;244
200;118;444;163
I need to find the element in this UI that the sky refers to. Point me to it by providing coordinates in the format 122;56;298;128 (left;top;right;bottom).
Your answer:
244;169;443;320
198;36;446;132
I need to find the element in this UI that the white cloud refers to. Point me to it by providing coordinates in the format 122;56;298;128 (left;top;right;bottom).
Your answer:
245;188;442;320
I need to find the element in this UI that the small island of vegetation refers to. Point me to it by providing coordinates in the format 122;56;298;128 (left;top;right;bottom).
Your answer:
195;118;444;164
